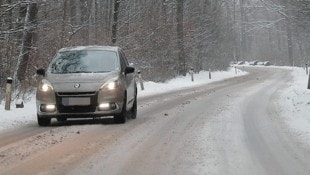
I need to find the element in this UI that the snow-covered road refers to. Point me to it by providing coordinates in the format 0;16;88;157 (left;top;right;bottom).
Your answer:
0;67;310;175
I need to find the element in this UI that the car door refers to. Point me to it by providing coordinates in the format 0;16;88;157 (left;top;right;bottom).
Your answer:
119;49;135;109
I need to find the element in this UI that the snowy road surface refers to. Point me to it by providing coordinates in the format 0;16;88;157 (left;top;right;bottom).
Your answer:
1;67;310;175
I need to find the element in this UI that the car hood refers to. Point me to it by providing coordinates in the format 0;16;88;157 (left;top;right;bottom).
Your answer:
45;71;119;92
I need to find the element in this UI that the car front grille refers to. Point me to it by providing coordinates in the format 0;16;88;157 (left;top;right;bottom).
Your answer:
55;92;98;113
57;105;97;113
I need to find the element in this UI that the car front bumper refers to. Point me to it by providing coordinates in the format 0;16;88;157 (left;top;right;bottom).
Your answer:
36;89;125;118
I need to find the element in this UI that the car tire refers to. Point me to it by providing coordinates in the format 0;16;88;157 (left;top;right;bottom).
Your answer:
37;114;51;126
114;98;127;124
56;117;67;122
130;95;137;119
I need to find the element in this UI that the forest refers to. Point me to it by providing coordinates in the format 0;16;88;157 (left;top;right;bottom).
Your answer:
0;0;310;100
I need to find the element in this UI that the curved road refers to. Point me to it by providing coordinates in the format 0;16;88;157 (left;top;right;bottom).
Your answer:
0;67;310;175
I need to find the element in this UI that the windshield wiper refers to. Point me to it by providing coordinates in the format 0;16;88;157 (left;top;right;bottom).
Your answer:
94;70;111;73
72;71;94;73
52;70;111;74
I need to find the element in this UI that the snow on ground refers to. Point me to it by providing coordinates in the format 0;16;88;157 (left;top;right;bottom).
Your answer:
138;67;247;97
0;98;37;131
1;66;310;146
277;67;310;145
1;66;310;147
0;68;246;132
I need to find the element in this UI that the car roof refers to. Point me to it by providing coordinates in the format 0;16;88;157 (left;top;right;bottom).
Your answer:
59;46;120;52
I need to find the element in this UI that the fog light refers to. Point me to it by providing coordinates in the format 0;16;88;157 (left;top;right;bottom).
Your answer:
99;103;110;111
46;105;56;111
99;103;117;111
40;104;56;112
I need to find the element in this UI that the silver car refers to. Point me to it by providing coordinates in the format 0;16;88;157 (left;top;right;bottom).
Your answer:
36;46;137;126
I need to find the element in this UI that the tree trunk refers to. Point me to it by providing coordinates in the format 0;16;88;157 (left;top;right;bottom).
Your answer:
94;0;99;44
69;0;76;24
111;0;120;44
286;18;293;66
17;4;27;41
80;0;90;45
176;0;186;76
60;0;68;48
233;0;239;61
276;23;282;51
106;0;113;37
240;0;247;60
15;3;38;83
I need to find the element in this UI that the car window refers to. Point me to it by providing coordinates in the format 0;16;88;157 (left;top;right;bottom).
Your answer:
119;52;126;71
119;50;129;66
49;50;120;74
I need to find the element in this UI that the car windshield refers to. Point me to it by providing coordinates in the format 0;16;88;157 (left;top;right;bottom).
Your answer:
49;50;119;74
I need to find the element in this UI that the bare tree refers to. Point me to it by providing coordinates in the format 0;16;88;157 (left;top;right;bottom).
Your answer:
3;0;309;100
176;0;186;76
59;0;68;48
15;2;38;83
111;0;120;44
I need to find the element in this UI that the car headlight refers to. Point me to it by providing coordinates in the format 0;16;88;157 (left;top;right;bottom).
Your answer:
100;77;120;91
38;79;54;92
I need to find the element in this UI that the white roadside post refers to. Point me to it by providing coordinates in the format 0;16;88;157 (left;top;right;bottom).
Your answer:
209;68;211;79
306;64;308;75
308;70;310;89
189;67;194;82
138;70;144;91
235;66;237;75
5;77;13;111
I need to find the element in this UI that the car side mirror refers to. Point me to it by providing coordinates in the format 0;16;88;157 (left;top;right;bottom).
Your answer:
36;68;46;76
125;67;135;74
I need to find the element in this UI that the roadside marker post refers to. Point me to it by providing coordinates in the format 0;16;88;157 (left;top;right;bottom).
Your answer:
306;64;308;75
189;68;194;82
5;77;13;111
209;68;211;79
308;70;310;89
137;71;144;91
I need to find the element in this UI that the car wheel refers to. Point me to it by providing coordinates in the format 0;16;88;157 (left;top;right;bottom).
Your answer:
114;98;127;124
56;117;67;122
130;95;137;119
37;114;51;126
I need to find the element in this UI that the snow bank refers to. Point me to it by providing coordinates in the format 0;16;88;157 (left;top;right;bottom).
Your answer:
278;67;310;145
0;67;246;132
2;66;310;147
138;68;247;97
0;98;37;131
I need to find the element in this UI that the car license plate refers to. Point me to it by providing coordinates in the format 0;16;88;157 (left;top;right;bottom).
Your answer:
62;97;90;106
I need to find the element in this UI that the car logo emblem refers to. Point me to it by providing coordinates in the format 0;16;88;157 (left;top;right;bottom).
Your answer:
74;83;80;88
